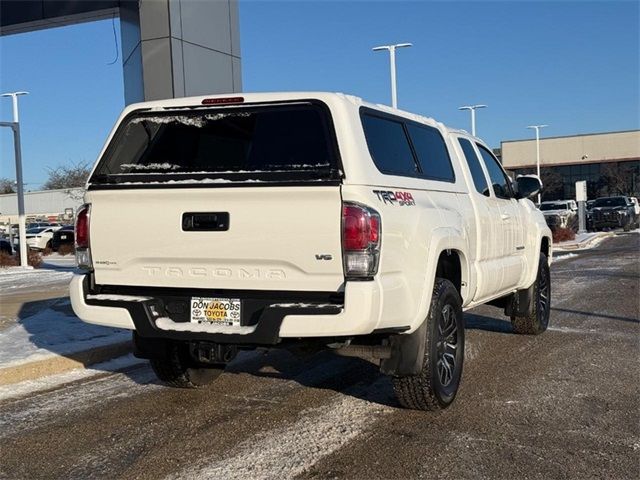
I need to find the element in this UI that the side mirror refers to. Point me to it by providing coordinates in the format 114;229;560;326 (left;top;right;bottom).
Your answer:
515;175;542;200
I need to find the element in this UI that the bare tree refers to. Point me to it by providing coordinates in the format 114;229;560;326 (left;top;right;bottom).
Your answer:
43;162;91;190
540;168;564;200
601;163;634;196
0;178;15;194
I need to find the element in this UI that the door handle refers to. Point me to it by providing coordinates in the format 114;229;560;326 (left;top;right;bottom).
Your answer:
182;212;230;231
501;214;511;221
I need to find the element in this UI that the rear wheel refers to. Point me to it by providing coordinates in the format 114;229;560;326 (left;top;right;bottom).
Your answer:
150;342;224;388
511;253;550;335
392;278;464;411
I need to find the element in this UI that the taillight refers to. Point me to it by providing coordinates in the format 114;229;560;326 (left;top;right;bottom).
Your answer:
75;204;92;270
342;202;381;278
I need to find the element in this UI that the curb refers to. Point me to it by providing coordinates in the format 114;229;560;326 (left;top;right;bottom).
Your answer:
554;232;614;252
0;341;132;386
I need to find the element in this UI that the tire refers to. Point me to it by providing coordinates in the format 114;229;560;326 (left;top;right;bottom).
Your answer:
392;278;464;411
511;253;551;335
150;343;224;388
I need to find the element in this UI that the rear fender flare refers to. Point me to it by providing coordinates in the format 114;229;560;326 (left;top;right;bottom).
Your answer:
408;228;470;334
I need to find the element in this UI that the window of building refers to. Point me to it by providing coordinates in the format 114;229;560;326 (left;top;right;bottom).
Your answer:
476;144;513;199
458;138;490;195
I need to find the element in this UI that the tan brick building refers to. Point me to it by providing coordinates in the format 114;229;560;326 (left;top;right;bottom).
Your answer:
501;130;640;201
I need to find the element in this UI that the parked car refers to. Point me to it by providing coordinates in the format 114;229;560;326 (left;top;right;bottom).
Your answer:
70;92;552;411
27;222;53;229
589;196;636;231
51;225;75;251
0;238;12;255
539;200;578;230
13;226;61;251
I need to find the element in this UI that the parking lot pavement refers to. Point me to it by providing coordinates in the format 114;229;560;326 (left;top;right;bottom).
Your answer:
0;232;638;480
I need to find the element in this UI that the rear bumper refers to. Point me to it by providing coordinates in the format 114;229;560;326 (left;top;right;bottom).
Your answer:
70;274;382;345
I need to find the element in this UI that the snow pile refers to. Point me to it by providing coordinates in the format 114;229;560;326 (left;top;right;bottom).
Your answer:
0;254;77;292
0;268;73;292
0;300;130;369
553;253;578;262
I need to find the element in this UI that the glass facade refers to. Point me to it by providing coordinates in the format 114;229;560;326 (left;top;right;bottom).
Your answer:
508;160;640;201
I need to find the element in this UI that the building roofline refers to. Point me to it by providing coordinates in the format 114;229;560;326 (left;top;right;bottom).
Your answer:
501;129;640;145
0;187;84;198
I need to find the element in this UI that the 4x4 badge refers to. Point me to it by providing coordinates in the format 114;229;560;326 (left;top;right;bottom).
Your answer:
373;189;416;206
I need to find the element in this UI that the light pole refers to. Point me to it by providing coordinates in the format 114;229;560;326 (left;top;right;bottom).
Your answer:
458;104;487;136
1;91;29;267
526;124;548;205
372;42;412;109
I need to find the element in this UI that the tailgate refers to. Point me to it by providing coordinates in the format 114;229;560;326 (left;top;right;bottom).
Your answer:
87;187;344;291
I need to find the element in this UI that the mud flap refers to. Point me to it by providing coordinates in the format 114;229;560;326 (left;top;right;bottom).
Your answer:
379;318;427;376
505;281;535;317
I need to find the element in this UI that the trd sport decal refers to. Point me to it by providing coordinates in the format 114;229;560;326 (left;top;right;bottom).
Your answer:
373;190;416;206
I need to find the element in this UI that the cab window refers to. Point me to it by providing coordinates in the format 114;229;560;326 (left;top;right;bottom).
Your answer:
361;113;419;176
476;144;513;199
458;138;490;196
406;124;455;182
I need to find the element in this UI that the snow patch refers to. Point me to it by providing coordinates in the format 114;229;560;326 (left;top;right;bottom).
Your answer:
553;253;578;262
269;303;343;309
0;268;73;292
0;354;145;402
155;317;256;335
120;162;181;171
130;111;250;128
177;378;392;480
86;294;151;302
0;305;130;369
117;177;234;185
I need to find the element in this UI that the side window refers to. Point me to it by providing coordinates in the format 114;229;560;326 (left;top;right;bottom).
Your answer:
406;124;455;182
476;144;513;199
458;138;490;196
361;114;418;176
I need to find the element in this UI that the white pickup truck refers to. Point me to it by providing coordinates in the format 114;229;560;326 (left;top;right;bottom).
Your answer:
71;92;552;410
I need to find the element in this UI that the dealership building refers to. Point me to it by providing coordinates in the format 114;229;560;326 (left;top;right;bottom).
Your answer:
501;130;640;202
0;188;84;224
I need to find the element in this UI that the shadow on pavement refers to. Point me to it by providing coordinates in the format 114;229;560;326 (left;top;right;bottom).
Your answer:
465;311;513;333
225;348;398;408
9;297;138;381
550;306;639;324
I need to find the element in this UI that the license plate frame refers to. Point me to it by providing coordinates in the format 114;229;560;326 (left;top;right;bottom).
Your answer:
190;297;241;326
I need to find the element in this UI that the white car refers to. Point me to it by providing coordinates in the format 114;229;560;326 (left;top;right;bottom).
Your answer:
70;92;552;410
539;200;578;230
14;226;61;251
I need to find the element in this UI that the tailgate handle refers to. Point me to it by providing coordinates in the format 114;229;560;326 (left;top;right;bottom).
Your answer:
182;212;229;231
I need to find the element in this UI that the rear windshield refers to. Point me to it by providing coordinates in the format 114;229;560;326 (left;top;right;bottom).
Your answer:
90;102;341;186
593;197;627;207
540;202;569;211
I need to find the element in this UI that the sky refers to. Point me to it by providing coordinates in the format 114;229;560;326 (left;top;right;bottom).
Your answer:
1;0;638;189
